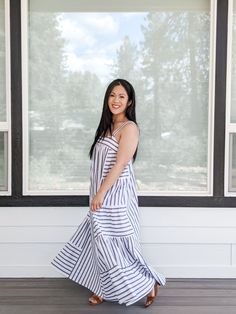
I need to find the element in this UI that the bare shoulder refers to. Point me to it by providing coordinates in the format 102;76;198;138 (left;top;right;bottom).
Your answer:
121;121;140;137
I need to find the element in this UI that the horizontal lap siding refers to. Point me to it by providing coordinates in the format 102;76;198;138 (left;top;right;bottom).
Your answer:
0;207;236;277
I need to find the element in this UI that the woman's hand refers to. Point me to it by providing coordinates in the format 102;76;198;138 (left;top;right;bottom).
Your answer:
90;191;105;212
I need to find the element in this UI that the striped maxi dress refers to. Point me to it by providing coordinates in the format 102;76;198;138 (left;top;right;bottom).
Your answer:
51;120;166;306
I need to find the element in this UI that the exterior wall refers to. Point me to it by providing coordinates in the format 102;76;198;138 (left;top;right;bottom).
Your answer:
0;206;236;278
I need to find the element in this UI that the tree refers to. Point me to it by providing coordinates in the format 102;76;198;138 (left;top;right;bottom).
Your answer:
29;12;70;188
28;12;104;188
140;11;210;189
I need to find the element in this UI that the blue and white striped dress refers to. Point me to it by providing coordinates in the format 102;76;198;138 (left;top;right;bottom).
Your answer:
51;120;166;306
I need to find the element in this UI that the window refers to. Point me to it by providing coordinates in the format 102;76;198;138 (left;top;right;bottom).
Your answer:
229;134;236;191
0;0;11;195
22;0;215;196
0;0;232;206
225;0;236;195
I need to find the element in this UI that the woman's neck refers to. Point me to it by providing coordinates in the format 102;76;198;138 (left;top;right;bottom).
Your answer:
112;116;128;124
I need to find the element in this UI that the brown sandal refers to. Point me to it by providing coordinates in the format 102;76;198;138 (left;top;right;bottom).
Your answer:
144;282;160;308
89;294;103;305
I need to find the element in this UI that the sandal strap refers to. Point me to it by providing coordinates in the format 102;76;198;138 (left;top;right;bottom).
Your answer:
89;294;103;305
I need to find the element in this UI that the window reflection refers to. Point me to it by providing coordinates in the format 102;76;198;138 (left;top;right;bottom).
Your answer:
27;1;211;194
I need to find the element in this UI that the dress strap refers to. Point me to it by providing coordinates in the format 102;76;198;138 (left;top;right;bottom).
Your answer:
112;121;136;137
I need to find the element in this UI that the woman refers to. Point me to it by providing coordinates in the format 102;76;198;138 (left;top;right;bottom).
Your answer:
51;78;166;307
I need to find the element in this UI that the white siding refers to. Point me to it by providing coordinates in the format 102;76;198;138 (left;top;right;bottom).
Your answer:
0;207;236;278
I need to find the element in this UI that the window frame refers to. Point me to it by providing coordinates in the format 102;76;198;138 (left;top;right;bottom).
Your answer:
0;0;11;196
225;0;236;195
22;0;216;197
1;0;236;206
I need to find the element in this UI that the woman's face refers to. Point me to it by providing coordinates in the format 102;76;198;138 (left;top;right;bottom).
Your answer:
108;84;130;117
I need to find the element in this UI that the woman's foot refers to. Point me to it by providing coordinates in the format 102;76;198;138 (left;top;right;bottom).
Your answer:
144;282;160;308
89;293;103;305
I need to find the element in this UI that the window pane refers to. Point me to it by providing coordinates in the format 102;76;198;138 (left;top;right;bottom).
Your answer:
231;0;236;123
0;0;6;122
229;133;236;191
27;0;211;193
0;132;8;190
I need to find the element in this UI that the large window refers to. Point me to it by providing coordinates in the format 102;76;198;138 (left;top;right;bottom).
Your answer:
0;0;10;195
0;0;231;206
225;0;236;195
22;0;215;196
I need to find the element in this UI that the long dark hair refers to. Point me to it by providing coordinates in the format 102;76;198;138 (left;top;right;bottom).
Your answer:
89;78;139;162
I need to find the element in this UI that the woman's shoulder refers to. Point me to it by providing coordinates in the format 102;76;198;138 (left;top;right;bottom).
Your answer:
121;120;140;137
126;120;137;125
125;120;140;131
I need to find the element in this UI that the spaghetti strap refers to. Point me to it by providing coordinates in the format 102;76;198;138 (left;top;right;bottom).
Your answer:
112;121;136;137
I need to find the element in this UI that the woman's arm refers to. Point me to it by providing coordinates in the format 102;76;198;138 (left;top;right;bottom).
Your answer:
90;123;139;212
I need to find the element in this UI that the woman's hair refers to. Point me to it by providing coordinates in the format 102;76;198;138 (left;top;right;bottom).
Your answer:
89;78;139;162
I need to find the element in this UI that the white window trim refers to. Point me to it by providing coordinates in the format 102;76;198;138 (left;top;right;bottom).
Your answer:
225;0;236;196
203;0;216;198
21;0;29;196
0;0;11;196
21;0;216;196
28;0;211;12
